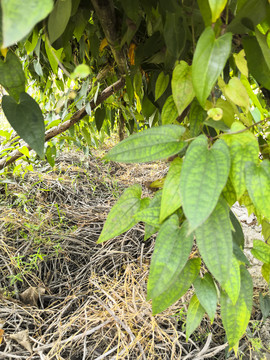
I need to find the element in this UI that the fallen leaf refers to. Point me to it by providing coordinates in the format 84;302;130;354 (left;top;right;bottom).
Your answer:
10;329;32;353
20;286;45;307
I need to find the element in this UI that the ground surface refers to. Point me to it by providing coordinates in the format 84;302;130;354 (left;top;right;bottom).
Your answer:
0;147;269;359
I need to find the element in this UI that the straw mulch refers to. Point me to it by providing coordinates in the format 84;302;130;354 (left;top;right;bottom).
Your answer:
0;149;268;360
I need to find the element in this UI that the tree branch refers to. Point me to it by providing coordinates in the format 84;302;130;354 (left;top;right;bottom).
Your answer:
0;77;125;170
91;0;127;74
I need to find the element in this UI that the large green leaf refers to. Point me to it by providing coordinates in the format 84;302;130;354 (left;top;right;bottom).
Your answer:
155;71;169;101
0;51;25;102
194;273;217;322
97;185;142;243
223;256;241;305
1;0;53;47
224;77;249;110
192;27;232;107
172;61;195;116
223;122;259;199
243;36;270;90
255;28;270;71
48;0;72;44
245;160;270;220
180;136;230;232
227;0;268;34
105;125;186;163
160;158;182;223
186;294;205;339
251;240;270;264
95;107;106;132
195;199;233;285
221;266;253;348
164;12;186;58
2;93;45;158
161;95;178;125
230;210;245;249
209;0;228;22
147;218;194;299
152;258;201;314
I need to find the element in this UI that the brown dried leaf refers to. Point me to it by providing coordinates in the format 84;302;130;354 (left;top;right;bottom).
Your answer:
0;329;4;345
19;286;45;307
10;329;32;353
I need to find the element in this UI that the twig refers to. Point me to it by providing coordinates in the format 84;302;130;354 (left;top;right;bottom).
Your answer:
33;320;111;352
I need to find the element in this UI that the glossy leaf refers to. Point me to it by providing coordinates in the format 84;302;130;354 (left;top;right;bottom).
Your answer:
155;72;169;101
221;266;253;348
105;125;186;163
194;273;217;322
245;160;270;220
192;27;232;107
195;199;232;285
161;95;178;125
209;0;228;23
251;240;270;264
160;158;182;222
180;136;230;232
95;107;106;132
147;218;194;299
243;36;270;90
48;0;72;44
151;258;201;314
223;256;241;305
224;77;249;110
223;122;259;199
172;61;195;116
98;185;142;243
2;93;45;158
186;295;205;339
0;51;25;102
1;0;53;47
227;0;268;34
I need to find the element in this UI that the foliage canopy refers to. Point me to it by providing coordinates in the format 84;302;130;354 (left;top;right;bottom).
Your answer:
1;0;270;351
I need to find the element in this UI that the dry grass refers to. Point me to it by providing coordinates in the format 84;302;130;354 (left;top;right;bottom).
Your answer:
0;148;268;359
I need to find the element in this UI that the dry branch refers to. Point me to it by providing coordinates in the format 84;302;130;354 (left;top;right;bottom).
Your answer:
0;77;125;170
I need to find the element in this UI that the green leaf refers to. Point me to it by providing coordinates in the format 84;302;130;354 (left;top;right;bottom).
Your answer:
48;0;72;44
259;293;270;320
195;198;233;285
105;125;186;163
95;107;106;132
172;61;195;116
262;220;270;242
97;185;142;243
45;40;63;74
222;177;237;207
233;243;250;266
164;12;186;59
180;136;230;232
126;75;134;103
197;0;212;27
2;93;45;158
221;266;253;348
224;77;249;110
223;122;259;199
194;273;217;322
144;223;159;241
186;294;205;339
0;51;25;102
251;240;270;264
223;256;241;305
192;27;232;107
227;0;268;34
160;158;182;222
1;0;53;47
134;191;162;227
147;218;194;299
71;64;91;79
215;98;235;128
230;209;245;249
234;49;249;77
261;263;270;284
161;95;178;125
155;72;170;101
255;28;270;71
152;258;201;314
189;100;206;137
243;36;270;90
245;160;270;220
209;0;228;23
